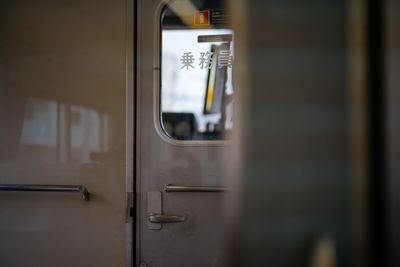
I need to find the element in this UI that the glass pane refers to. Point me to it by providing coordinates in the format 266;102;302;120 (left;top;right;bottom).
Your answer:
161;1;234;141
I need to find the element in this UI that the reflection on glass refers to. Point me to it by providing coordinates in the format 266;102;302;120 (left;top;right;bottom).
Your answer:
70;105;105;162
19;98;57;162
161;3;234;141
18;97;111;163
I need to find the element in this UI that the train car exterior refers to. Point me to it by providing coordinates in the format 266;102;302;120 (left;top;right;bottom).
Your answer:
0;0;399;266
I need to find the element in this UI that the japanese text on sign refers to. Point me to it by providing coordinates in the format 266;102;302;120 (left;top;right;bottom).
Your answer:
180;50;233;70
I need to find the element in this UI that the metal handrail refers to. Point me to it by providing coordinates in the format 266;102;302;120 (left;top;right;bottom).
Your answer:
165;184;229;193
0;184;90;201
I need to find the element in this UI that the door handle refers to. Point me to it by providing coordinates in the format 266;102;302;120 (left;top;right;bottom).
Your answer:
165;184;229;192
149;214;186;223
147;191;186;230
0;184;90;201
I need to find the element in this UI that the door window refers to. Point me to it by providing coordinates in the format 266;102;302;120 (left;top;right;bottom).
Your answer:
160;1;234;141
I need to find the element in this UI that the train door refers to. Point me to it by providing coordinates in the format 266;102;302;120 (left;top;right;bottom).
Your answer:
0;0;130;266
137;0;233;266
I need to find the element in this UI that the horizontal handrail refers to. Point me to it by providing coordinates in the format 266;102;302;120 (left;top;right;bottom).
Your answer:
165;184;229;193
0;184;90;201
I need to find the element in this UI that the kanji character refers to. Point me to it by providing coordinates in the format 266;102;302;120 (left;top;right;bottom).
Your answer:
217;50;233;68
199;51;213;69
180;52;195;69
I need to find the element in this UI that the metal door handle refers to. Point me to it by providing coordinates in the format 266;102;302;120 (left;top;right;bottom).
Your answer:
0;184;90;201
149;214;186;223
165;184;229;192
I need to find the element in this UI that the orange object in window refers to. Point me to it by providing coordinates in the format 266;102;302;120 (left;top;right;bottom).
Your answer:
194;10;210;26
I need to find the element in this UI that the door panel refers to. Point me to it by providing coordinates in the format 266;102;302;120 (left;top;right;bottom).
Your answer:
0;0;128;266
137;0;231;266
